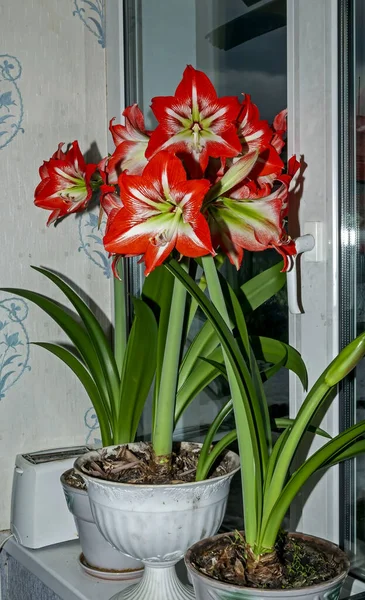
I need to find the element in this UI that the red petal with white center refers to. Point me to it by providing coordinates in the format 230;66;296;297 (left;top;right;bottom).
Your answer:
208;177;292;268
109;104;149;147
34;141;97;224
107;139;149;181
146;65;241;176
175;214;214;257
274;238;297;272
142;150;187;188
271;109;287;155
250;145;284;179
104;151;214;273
237;94;272;153
100;184;123;227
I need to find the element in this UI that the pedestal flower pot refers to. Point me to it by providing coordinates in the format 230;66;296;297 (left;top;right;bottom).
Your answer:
185;532;350;600
74;442;240;600
61;470;143;580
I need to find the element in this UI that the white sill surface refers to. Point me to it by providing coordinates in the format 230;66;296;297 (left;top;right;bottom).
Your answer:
1;532;137;600
2;532;365;599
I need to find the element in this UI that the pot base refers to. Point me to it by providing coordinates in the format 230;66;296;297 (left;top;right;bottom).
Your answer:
79;554;144;581
109;564;195;600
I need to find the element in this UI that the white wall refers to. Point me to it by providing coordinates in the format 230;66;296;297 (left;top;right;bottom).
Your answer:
0;0;109;528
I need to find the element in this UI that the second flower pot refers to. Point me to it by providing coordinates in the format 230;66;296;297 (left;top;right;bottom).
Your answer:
74;442;240;600
61;470;143;579
185;531;350;600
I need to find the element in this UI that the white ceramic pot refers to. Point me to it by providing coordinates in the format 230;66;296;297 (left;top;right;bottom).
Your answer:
74;442;240;600
61;470;143;579
185;531;350;600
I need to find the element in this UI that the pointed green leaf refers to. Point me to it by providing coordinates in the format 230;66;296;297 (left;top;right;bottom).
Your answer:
261;420;365;550
175;347;223;425
31;267;120;417
250;336;308;390
142;264;174;430
274;418;332;439
118;297;158;442
1;287;112;419
34;342;112;446
196;399;233;481
179;262;286;388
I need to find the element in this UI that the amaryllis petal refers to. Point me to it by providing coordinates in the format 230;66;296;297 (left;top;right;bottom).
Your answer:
274;238;297;272
100;183;123;231
34;141;97;225
208;156;297;271
236;94;273;154
107;140;149;182
146;65;241;177
109;104;150;146
108;104;150;177
250;145;284;179
272;108;288;154
103;151;214;274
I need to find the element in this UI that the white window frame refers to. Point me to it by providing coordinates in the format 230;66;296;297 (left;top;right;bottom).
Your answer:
287;0;341;545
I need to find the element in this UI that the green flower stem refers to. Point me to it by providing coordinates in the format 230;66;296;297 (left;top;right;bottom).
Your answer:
201;255;259;545
113;259;127;381
152;266;187;461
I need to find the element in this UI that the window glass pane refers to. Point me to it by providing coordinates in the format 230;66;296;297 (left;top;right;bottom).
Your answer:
354;0;365;574
341;0;365;577
124;0;287;440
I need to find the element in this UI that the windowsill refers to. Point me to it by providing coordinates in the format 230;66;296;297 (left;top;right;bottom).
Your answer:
0;531;134;600
1;531;365;599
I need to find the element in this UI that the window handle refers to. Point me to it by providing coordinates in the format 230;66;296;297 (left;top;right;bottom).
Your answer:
287;234;315;314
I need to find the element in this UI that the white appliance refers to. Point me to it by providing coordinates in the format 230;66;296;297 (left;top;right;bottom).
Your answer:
11;446;91;549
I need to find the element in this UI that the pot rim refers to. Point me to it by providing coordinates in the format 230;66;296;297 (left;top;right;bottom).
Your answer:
60;469;87;495
74;441;240;490
184;530;350;596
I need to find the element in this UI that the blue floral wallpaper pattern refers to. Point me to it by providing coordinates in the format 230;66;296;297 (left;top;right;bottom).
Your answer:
84;406;102;446
73;0;105;48
78;211;112;278
78;211;110;442
0;55;24;150
0;298;31;400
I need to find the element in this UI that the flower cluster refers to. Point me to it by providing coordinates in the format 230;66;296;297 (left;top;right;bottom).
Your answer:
34;65;299;274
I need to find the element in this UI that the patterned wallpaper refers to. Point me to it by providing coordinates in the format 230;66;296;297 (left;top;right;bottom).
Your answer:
0;0;109;527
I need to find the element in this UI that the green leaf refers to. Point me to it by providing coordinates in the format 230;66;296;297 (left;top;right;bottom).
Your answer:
197;430;238;481
175;347;223;425
31;267;121;419
325;333;365;385
142;265;174;431
167;258;265;544
261;420;365;550
178;261;286;388
262;335;365;527
34;342;112;446
250;336;308;390
1;287;112;420
274;418;332;439
196;399;233;480
117;297;158;442
238;261;286;315
178;323;218;389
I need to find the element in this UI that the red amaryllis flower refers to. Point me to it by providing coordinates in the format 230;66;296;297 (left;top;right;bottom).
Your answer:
104;151;214;275
207;157;300;271
146;65;241;177
34;141;97;225
108;104;150;180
